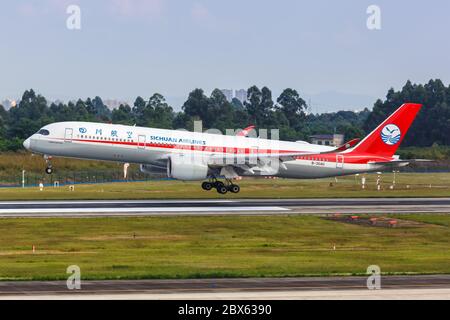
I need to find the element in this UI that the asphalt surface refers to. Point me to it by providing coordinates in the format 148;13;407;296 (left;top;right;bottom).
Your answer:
0;275;449;297
1;198;450;217
0;200;448;298
2;198;450;208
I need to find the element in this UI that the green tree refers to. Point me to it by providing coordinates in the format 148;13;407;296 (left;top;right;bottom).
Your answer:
182;89;212;127
7;89;51;139
244;86;262;126
112;104;134;125
132;96;146;126
92;96;111;120
231;97;244;110
276;88;307;131
209;89;235;131
0;104;8;138
364;79;450;147
146;93;174;129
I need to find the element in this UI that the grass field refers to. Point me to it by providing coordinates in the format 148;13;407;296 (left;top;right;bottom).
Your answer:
0;214;448;280
0;172;449;200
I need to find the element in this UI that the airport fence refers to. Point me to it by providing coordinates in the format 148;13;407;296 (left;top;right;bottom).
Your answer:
1;162;449;188
0;169;167;188
401;161;450;173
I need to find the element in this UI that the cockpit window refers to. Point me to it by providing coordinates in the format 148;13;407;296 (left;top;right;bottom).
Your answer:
37;129;50;136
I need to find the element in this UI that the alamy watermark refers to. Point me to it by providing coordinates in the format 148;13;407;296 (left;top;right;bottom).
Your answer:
66;265;81;290
66;5;81;30
173;121;282;174
367;5;381;30
366;265;381;290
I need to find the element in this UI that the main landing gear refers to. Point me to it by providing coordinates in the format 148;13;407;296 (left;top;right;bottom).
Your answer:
201;179;240;194
44;155;53;175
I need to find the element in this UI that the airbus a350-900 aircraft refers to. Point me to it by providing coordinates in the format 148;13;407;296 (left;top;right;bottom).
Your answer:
23;103;422;194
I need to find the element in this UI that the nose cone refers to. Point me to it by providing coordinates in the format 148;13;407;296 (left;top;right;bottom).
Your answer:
23;138;31;150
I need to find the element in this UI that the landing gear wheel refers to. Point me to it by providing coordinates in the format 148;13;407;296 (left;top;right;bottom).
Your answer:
214;181;225;189
229;184;240;193
202;182;213;191
45;167;53;175
217;185;228;194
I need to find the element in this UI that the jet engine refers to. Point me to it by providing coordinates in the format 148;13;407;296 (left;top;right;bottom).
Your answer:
167;154;209;181
139;164;167;174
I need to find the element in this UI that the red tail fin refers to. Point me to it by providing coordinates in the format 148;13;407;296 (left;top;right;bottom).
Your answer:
351;103;422;157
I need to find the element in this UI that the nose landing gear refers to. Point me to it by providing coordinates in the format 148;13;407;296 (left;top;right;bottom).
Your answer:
44;155;53;175
201;179;240;194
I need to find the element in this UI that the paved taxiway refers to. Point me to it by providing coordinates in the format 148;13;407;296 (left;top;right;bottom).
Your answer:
1;198;450;217
0;275;449;299
6;289;448;300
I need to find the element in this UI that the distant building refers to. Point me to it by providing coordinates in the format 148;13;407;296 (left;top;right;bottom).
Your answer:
235;89;247;103
1;99;17;110
309;134;344;147
103;99;130;110
220;89;233;102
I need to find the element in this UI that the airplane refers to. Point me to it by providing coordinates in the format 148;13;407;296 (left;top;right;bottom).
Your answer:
23;103;422;194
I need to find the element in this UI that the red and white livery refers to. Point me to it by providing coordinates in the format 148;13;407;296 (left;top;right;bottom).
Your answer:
23;103;423;194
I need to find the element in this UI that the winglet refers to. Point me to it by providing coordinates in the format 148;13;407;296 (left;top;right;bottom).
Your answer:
236;125;256;137
335;138;361;152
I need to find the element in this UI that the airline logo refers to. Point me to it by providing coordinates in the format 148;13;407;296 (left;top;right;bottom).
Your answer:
381;124;401;145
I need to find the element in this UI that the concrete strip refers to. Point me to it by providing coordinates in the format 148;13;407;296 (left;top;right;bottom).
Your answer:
1;288;449;300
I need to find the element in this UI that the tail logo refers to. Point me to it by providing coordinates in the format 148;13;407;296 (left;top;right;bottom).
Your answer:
381;124;401;145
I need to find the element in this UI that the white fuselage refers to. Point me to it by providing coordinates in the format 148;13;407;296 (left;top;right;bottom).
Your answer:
24;122;386;179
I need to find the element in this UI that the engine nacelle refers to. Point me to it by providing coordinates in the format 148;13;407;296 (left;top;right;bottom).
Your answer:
140;164;167;174
167;154;208;181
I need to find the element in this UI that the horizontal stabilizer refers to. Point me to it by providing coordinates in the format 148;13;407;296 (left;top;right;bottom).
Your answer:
368;159;432;166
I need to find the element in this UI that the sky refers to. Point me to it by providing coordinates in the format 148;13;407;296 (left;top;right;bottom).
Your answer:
1;0;450;112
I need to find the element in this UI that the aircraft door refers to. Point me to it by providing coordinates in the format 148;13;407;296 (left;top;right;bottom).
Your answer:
336;155;344;169
64;128;73;143
250;144;259;166
138;135;146;149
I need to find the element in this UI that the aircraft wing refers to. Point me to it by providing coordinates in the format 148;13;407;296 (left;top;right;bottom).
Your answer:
207;151;313;166
207;139;361;166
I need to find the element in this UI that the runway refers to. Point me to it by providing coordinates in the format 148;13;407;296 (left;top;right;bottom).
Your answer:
0;275;449;299
1;198;450;217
